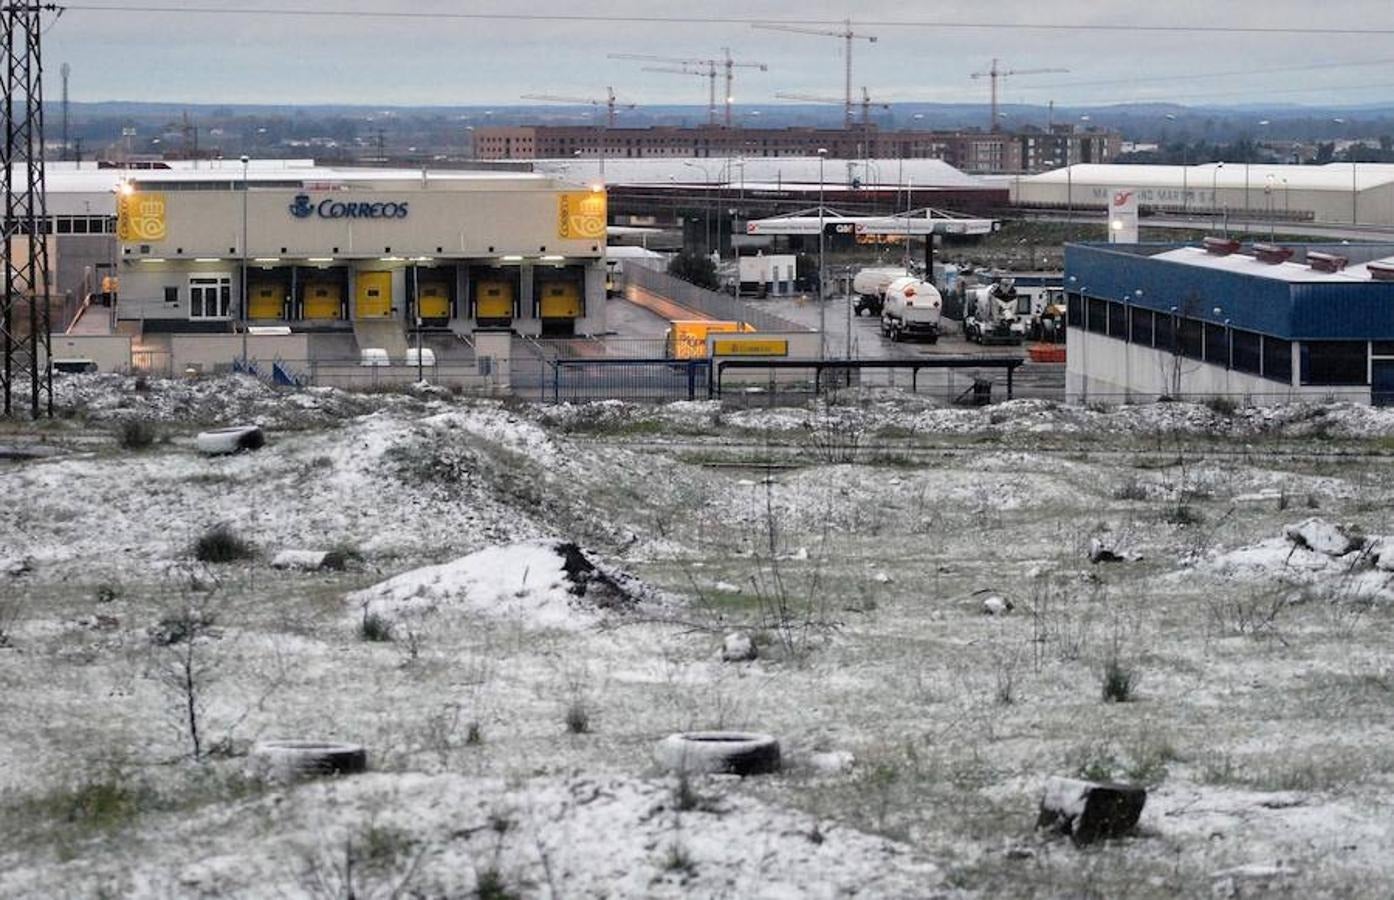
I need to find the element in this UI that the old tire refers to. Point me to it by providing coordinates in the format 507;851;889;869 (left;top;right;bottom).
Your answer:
655;731;781;776
196;425;265;456
250;739;367;781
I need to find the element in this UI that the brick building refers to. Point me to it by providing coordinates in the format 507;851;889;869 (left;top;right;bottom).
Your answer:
474;124;1119;174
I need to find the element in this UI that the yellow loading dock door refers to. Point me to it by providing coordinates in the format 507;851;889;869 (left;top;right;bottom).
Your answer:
355;271;393;319
247;282;285;320
417;281;451;320
475;279;515;321
538;280;582;320
303;282;344;320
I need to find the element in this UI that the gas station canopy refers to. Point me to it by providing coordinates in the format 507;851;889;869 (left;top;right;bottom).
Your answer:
745;207;997;237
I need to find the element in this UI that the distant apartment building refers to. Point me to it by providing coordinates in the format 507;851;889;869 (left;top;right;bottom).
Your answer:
474;123;1120;174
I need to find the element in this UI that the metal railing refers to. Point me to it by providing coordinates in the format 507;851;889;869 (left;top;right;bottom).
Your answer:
550;358;710;403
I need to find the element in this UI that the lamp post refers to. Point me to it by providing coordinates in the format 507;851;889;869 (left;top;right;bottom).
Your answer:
1212;162;1225;234
1248;120;1269;221
818;147;828;360
1265;174;1275;241
682;161;713;254
1334;117;1355;223
239;154;249;366
1165;114;1189;214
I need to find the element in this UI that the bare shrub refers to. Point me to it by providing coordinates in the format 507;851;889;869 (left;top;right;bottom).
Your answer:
193;525;254;563
0;595;20;648
152;599;217;760
1112;478;1149;501
117;418;158;450
299;823;425;900
1101;652;1140;703
358;608;394;643
804;408;865;464
1207;590;1287;641
563;697;591;735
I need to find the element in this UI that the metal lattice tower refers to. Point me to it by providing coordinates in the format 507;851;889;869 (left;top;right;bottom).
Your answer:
2;3;58;418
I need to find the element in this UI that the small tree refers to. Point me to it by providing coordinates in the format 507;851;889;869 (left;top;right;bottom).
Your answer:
667;252;720;291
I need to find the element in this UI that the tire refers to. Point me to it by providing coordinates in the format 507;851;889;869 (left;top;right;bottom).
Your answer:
250;740;367;781
655;731;781;776
196;425;265;456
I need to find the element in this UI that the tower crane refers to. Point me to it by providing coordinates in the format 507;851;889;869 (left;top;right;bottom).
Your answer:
608;49;767;127
519;87;634;128
752;18;876;129
641;66;720;125
970;59;1069;132
776;87;887;128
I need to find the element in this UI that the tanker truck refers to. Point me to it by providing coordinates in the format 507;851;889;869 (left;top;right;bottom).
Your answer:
964;278;1026;346
851;266;912;317
879;276;942;343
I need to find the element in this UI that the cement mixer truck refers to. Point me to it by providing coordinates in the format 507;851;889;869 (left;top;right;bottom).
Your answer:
852;266;913;317
964;278;1027;346
879;276;942;343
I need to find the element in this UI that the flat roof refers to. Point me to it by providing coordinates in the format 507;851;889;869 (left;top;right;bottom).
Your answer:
1027;162;1394;192
1150;245;1394;283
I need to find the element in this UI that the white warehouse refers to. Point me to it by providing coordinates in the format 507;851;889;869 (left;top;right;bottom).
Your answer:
1011;163;1394;227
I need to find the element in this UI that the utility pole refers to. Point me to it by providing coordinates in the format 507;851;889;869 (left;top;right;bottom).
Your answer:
970;59;1069;132
2;2;59;418
754;19;876;129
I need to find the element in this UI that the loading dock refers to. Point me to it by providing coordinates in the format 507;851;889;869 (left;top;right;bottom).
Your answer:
302;279;345;321
415;275;451;323
537;266;585;336
247;279;287;320
355;270;394;319
472;267;519;328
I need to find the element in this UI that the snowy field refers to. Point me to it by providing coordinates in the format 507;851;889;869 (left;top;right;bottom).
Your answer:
3;374;1394;897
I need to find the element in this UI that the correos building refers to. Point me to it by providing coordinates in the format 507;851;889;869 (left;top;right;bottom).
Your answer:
114;162;608;344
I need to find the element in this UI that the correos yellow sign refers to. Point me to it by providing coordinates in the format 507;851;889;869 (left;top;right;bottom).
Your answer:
712;339;788;357
558;190;606;240
117;192;167;242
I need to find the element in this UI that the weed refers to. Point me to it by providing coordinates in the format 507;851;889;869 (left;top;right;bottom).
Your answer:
22;771;154;834
359;608;394;643
1071;743;1119;782
357;823;417;873
1164;504;1204;527
193;525;254;563
1101;655;1140;702
465;720;484;745
0;595;20;648
1207;591;1286;641
1204;396;1238;416
323;542;363;571
563;698;591;734
475;868;518;900
1112;478;1149;501
132;374;149;393
117;418;157;450
94;580;121;603
662;842;696;875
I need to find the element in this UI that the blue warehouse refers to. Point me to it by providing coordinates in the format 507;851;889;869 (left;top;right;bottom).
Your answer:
1063;239;1394;405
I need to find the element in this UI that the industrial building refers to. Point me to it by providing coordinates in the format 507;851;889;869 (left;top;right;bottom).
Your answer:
1064;239;1394;405
1013;163;1394;227
476;124;1119;174
39;159;608;377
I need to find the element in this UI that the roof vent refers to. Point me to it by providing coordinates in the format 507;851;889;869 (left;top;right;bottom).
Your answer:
1307;251;1349;273
1253;243;1293;265
1204;236;1240;256
1369;261;1394;282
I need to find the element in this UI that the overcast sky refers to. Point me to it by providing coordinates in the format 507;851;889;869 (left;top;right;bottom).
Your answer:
50;1;1394;109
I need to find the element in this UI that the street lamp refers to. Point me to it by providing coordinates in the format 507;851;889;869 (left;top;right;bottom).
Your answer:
1265;174;1275;241
1248;120;1269;218
239;154;249;366
1166;113;1188;214
1212;161;1225;233
682;161;713;254
818;147;828;360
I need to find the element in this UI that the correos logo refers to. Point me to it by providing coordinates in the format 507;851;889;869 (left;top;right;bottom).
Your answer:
288;193;409;220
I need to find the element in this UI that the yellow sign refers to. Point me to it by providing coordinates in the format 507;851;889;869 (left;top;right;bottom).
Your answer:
117;192;167;242
558;190;607;240
712;339;789;357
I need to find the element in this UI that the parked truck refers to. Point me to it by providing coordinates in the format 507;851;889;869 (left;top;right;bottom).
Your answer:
851;266;913;317
964;279;1026;346
878;276;942;343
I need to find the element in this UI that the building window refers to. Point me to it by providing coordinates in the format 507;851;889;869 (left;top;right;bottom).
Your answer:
1154;311;1174;351
1231;330;1262;375
1066;292;1082;328
163;285;179;305
1263;337;1292;384
189;274;232;319
1086;297;1107;334
1108;301;1127;338
1130;307;1153;347
1301;341;1367;386
1178;317;1204;360
1204;322;1228;367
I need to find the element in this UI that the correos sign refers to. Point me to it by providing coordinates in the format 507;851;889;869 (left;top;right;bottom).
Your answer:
288;193;409;220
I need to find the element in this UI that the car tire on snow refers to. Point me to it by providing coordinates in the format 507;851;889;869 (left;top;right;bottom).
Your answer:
654;731;782;776
196;425;265;456
249;739;367;781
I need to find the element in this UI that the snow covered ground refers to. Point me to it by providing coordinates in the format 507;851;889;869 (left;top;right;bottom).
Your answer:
3;373;1394;897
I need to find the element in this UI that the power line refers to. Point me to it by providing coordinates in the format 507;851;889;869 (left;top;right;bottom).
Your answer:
1019;57;1394;92
56;5;1394;36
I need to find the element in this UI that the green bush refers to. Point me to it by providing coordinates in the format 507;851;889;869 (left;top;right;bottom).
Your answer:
117;419;158;450
193;525;255;563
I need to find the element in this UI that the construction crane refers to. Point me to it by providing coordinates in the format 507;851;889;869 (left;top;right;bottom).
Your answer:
519;87;634;128
776;87;887;128
752;18;876;129
641;66;720;125
608;49;767;127
970;59;1069;132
